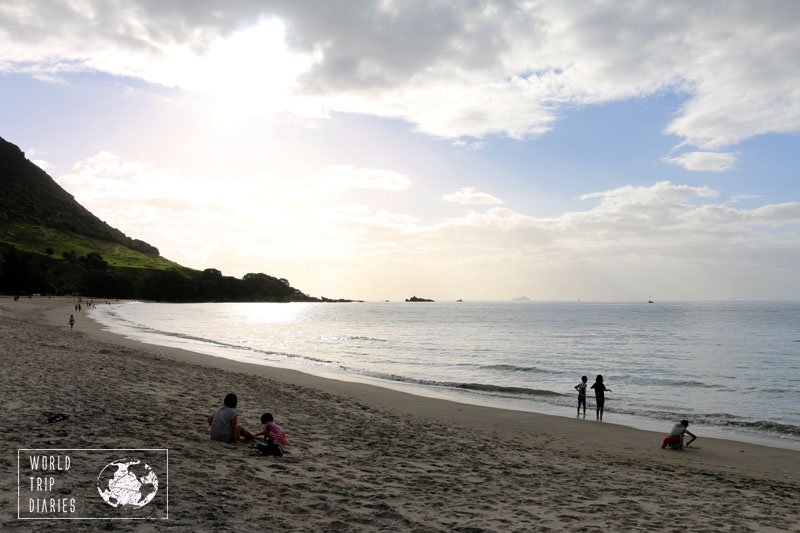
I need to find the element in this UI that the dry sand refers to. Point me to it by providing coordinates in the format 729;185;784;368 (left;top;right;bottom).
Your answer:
1;297;798;532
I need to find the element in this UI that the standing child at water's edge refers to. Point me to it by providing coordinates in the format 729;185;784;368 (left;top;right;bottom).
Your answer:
591;375;612;421
575;375;588;418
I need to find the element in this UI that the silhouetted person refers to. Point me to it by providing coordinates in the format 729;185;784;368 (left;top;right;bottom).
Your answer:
575;375;588;418
591;375;612;421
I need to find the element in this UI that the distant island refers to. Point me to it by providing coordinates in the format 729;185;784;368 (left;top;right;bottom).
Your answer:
512;296;531;301
405;296;434;302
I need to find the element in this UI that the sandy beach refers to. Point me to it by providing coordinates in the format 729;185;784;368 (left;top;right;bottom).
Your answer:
1;297;798;532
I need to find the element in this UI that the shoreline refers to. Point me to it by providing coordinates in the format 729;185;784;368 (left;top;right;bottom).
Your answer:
92;300;800;452
3;296;799;531
80;299;800;454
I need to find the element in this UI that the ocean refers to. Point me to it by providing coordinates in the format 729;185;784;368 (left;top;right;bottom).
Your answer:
90;300;800;450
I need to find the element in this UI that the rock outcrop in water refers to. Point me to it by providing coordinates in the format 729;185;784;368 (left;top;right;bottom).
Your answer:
405;296;434;302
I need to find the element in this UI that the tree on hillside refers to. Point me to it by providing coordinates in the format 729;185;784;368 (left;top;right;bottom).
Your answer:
243;272;302;300
201;268;222;279
79;252;109;271
82;270;134;298
142;269;197;301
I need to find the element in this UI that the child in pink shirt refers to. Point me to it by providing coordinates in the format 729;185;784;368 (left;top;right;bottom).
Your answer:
254;412;289;456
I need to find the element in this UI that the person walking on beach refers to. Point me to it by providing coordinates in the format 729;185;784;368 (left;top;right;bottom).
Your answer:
591;375;612;421
207;393;255;444
661;420;697;449
68;314;75;331
575;375;588;418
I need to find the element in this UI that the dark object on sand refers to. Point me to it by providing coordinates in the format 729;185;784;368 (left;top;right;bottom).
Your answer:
257;441;285;457
47;413;69;424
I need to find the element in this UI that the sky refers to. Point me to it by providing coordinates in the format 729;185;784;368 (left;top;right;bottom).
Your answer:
1;0;799;301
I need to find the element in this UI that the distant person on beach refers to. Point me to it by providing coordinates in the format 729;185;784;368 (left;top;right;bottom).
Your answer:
661;420;697;449
575;375;588;418
68;314;75;331
591;375;612;421
254;412;289;456
207;393;255;444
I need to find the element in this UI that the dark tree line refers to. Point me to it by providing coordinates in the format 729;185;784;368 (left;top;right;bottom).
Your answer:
0;245;317;302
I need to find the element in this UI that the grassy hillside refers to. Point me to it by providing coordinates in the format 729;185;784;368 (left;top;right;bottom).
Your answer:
0;220;185;271
0;220;320;301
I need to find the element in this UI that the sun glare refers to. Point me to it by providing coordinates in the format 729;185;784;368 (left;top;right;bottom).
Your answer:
162;18;313;121
235;302;315;325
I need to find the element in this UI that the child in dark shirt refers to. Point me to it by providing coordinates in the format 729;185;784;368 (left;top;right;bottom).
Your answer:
590;375;612;421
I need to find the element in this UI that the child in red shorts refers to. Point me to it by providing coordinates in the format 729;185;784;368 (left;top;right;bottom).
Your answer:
662;420;697;449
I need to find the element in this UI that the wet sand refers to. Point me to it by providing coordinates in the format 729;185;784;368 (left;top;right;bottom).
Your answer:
2;297;798;531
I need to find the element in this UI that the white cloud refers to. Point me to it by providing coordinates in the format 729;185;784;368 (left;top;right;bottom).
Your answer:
321;181;800;299
730;194;760;204
53;153;418;276
25;147;54;171
55;152;247;267
443;186;503;205
30;158;54;171
664;151;737;172
318;165;411;191
452;139;486;150
2;1;799;151
324;181;799;275
748;203;800;224
578;181;718;206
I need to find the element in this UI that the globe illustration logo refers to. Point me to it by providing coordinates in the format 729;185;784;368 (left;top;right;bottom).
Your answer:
96;459;159;508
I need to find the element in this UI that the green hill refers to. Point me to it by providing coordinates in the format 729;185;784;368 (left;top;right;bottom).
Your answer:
0;220;181;270
0;135;322;302
0;137;159;255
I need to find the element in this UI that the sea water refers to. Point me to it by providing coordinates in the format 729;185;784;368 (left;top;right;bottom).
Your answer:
90;300;800;450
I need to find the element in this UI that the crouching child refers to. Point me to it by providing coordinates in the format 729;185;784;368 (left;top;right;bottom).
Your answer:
255;412;289;456
661;419;697;450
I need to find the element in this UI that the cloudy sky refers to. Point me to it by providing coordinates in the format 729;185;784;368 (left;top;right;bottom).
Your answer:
1;0;799;301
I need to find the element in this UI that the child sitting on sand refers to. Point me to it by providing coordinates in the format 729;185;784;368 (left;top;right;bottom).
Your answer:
254;412;289;456
661;420;697;449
